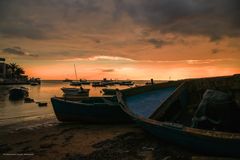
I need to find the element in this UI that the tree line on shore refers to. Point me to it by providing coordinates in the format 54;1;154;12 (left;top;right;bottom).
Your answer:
5;63;25;79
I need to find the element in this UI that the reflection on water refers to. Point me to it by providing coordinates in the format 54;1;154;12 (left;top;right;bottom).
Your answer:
0;81;61;126
0;80;150;126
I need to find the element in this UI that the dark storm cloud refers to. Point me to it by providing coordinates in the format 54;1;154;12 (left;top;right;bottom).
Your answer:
115;0;240;41
0;1;54;39
0;0;104;39
2;47;38;57
147;39;172;48
0;24;51;40
0;0;240;41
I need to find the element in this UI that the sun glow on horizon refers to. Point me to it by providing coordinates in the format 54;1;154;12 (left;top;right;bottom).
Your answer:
23;57;240;80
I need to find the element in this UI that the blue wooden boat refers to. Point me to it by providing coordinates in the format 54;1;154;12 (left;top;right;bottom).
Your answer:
51;96;131;123
117;75;240;156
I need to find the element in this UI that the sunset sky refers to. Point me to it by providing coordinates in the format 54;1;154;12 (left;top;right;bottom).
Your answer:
0;0;240;80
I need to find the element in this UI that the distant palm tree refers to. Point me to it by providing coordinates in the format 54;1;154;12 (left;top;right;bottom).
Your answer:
9;63;19;79
7;63;25;79
15;67;25;78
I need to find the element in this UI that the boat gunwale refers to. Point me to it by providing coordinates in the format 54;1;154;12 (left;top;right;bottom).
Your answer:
51;96;119;107
51;96;132;123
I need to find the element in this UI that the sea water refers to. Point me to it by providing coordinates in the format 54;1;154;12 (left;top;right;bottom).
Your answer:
0;80;155;126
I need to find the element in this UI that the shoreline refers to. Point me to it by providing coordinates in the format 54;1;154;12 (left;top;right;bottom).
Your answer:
0;114;57;131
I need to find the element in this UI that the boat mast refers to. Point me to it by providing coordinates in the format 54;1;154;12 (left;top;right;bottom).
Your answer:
74;64;78;80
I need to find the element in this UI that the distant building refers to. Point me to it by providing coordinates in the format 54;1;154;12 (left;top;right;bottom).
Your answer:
0;58;6;79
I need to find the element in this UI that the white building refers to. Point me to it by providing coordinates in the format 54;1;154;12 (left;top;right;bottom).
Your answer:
0;58;6;79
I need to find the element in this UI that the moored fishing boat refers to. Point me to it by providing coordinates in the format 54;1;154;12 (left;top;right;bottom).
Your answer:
61;87;90;96
30;82;39;86
145;78;154;85
29;78;41;85
92;81;107;87
51;96;131;123
101;78;115;86
79;79;91;85
119;80;134;86
117;75;240;156
69;64;90;86
70;79;90;86
9;87;29;100
63;78;72;82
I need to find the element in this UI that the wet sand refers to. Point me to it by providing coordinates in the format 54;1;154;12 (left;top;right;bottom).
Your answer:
0;117;201;160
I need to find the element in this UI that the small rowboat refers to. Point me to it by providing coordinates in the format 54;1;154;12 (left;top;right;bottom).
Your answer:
9;87;29;100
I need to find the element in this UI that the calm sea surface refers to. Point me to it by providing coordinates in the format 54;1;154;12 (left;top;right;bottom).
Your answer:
0;80;154;126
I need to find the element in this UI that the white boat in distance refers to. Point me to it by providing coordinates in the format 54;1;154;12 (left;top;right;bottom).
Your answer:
61;87;90;96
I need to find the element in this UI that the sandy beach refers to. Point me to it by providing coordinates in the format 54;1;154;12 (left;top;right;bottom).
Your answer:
0;116;200;160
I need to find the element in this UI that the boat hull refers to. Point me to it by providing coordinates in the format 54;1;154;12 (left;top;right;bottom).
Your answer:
51;97;131;123
134;118;240;156
61;88;90;96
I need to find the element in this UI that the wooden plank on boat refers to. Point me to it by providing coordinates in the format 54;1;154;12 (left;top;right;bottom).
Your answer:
125;86;177;118
149;82;187;120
